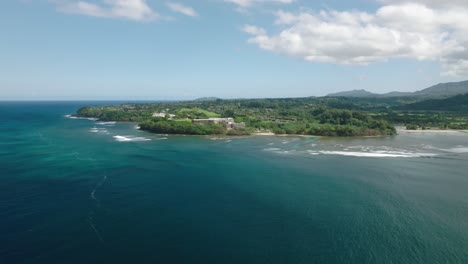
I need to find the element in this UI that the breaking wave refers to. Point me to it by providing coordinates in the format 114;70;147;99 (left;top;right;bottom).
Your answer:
263;147;282;152
89;127;108;133
443;147;468;153
113;135;151;142
96;121;116;126
316;151;436;158
65;115;98;121
265;145;438;158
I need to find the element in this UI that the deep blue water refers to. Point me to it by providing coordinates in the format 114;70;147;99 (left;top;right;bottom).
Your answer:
1;101;468;263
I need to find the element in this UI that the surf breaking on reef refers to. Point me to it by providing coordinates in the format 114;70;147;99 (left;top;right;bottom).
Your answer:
113;135;151;142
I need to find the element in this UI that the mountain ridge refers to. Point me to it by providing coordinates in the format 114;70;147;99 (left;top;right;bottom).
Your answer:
327;80;468;99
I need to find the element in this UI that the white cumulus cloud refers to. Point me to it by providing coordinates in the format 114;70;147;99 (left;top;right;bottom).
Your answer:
378;0;468;7
243;2;468;76
52;0;158;22
225;0;295;8
166;2;198;17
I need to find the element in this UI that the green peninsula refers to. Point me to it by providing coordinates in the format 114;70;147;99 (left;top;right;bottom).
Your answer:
75;81;468;136
76;97;397;137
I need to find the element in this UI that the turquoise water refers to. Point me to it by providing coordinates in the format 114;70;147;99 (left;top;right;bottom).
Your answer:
1;102;468;263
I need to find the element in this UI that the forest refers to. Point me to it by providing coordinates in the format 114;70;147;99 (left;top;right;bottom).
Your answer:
75;93;468;136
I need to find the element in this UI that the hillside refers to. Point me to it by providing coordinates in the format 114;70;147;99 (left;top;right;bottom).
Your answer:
327;89;378;97
399;93;468;111
194;97;221;102
413;80;468;98
327;80;468;99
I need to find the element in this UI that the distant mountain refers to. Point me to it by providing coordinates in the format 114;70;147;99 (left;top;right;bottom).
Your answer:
327;80;468;99
379;91;413;97
193;97;221;102
327;89;378;97
399;93;468;111
413;80;468;98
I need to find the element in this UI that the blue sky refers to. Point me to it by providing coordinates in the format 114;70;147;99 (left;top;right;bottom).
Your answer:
1;0;467;100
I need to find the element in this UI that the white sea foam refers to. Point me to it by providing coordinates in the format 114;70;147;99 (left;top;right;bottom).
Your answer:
90;175;107;206
89;127;108;133
65;115;98;121
443;147;468;153
318;151;436;158
264;147;282;152
96;121;116;125
87;218;104;243
113;135;151;142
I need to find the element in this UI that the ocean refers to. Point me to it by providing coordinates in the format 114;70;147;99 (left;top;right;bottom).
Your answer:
1;101;468;263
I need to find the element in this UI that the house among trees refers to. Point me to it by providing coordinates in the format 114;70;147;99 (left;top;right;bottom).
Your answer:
193;118;245;129
153;112;175;118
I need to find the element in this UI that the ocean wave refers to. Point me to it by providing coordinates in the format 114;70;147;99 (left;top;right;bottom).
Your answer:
318;151;436;158
113;135;151;142
96;121;116;125
210;137;230;141
419;145;468;154
443;147;468;153
65;115;98;121
263;147;282;152
89;127;108;133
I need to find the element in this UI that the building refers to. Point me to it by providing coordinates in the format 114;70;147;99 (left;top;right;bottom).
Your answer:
152;112;175;118
192;118;245;129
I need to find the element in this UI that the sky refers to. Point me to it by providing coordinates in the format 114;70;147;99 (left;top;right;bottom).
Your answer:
1;0;468;100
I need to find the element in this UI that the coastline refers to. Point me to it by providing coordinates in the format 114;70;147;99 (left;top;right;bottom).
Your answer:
398;129;468;134
72;114;454;138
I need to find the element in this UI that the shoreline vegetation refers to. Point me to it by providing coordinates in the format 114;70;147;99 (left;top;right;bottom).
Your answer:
75;99;395;137
74;94;468;137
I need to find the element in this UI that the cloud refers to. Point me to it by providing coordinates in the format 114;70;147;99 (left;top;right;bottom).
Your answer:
242;25;266;35
166;2;198;17
378;0;468;7
52;0;158;21
225;0;295;8
243;3;468;76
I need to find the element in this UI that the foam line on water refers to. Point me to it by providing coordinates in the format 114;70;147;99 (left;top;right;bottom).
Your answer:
64;115;98;121
87;218;104;243
96;121;116;125
317;151;436;158
113;135;151;142
263;148;282;151
443;147;468;153
89;127;108;133
90;175;107;208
